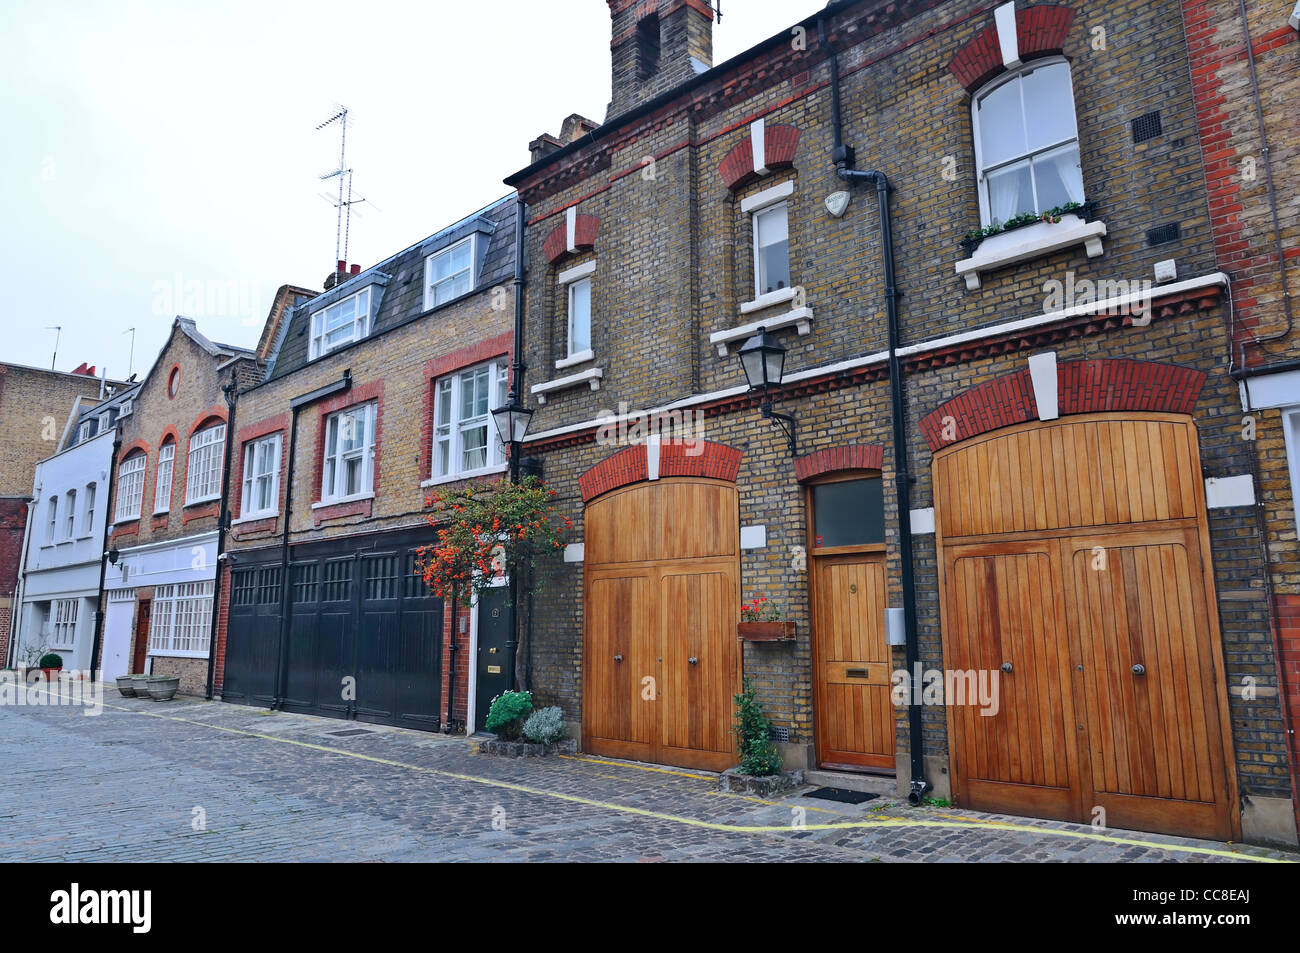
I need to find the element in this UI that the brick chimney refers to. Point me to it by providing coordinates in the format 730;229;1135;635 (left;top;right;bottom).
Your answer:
607;0;713;120
323;260;349;291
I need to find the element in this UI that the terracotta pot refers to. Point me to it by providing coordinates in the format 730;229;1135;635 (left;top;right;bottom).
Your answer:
41;667;62;682
737;621;796;642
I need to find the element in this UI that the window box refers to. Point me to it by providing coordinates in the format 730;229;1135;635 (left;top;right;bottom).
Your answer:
960;200;1100;257
530;366;604;404
737;621;796;642
956;212;1107;290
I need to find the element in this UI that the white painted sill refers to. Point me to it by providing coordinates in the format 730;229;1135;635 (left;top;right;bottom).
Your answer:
152;508;170;517
147;650;210;660
739;286;798;315
232;511;279;525
311;492;374;510
531;366;603;404
710;307;814;356
183;494;222;507
555;349;594;371
421;463;509;488
956;215;1108;290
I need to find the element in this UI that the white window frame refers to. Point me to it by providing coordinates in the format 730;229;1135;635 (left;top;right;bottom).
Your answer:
148;582;213;656
45;496;58;544
154;443;175;513
567;276;592;361
51;598;79;649
971;56;1084;228
431;359;508;482
185;424;226;505
320;404;377;504
309;287;372;361
82;483;96;535
115;454;146;523
751;200;791;299
77;420;93;443
64;489;76;540
241;434;282;518
423;235;477;311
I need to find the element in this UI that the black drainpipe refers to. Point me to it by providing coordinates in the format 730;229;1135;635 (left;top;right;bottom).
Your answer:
445;589;458;732
274;370;352;708
88;435;123;679
821;12;929;804
204;378;239;700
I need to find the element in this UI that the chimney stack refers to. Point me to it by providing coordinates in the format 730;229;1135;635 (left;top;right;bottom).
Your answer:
323;260;350;291
606;0;713;120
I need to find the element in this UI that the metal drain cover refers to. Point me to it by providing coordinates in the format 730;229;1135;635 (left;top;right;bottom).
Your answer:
326;728;374;737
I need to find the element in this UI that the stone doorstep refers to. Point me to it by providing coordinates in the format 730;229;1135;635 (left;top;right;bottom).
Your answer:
803;769;898;798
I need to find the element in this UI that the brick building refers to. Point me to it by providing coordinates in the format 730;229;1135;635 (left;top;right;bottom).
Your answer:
502;0;1297;844
99;319;261;696
0;361;116;665
216;197;519;733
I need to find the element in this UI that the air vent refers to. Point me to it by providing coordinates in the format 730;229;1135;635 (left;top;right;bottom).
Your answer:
1147;222;1181;247
769;725;790;744
1131;110;1163;144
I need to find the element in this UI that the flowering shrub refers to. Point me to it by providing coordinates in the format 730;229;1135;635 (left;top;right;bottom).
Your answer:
415;475;571;604
522;706;566;745
733;677;783;777
485;690;533;740
740;594;782;622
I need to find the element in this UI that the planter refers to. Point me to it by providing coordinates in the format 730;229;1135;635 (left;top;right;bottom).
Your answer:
129;675;152;696
719;767;804;797
737;621;796;642
41;667;62;682
146;675;180;701
478;738;578;758
116;675;138;697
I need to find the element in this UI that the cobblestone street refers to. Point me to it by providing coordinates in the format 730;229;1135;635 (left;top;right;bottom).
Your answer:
1;689;1293;863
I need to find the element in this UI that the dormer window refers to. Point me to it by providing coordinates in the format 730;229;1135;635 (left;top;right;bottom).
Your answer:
309;287;372;360
423;236;475;311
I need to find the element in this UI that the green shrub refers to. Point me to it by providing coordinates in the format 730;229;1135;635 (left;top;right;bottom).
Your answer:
485;690;533;740
522;706;566;745
38;653;63;669
732;676;784;777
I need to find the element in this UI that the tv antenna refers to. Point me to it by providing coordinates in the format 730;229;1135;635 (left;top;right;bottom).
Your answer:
123;327;136;377
46;325;61;370
316;106;366;265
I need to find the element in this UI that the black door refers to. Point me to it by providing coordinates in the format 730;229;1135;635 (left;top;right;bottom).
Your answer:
223;560;282;707
475;587;515;730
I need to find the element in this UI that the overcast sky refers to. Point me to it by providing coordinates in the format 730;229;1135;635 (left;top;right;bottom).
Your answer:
1;0;826;380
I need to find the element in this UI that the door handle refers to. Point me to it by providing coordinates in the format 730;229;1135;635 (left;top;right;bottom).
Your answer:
688;657;698;665
1131;663;1145;676
1000;662;1013;674
488;647;497;654
614;654;623;662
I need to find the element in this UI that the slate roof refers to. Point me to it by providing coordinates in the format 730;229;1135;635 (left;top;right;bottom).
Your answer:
265;194;517;381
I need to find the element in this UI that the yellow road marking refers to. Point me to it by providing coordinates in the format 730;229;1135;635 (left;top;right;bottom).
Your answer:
557;753;713;781
32;693;1291;863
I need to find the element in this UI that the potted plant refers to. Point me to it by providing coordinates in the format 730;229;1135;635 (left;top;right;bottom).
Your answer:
146;674;181;701
737;595;795;642
115;674;138;697
38;652;63;681
719;677;802;796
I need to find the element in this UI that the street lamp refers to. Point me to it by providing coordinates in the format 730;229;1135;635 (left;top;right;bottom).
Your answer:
492;395;534;484
737;326;797;455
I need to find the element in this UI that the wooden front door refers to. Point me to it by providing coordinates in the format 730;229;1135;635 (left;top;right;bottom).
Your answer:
132;600;150;674
934;413;1239;840
583;479;740;772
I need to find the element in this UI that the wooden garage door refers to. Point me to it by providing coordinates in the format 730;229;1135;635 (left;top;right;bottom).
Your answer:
935;413;1239;840
583;479;740;771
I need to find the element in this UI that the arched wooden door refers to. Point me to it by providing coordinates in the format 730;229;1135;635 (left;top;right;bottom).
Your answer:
934;412;1239;840
583;478;741;771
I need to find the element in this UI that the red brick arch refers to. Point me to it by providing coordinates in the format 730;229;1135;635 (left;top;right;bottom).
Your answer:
543;213;601;265
919;359;1207;452
719;124;801;191
794;444;884;482
157;425;179;448
579;440;742;503
947;4;1075;92
119;438;150;460
187;406;228;437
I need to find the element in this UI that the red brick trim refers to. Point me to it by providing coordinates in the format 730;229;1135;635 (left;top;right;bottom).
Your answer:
158;425;179;449
578;440;742;503
919;359;1207;451
231;516;278;540
543;214;600;265
420;333;513;482
120;439;150;460
187;405;228;438
111;520;139;540
947;4;1074;91
312;498;373;527
166;364;181;399
151;514;169;532
719;124;801;191
182;502;220;525
311;380;385;505
794;444;885;482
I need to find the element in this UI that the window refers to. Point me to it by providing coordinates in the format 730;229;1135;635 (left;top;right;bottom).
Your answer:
322;404;376;502
432;360;508;479
167;366;180;398
972;58;1084;227
148;582;213;655
242;435;282;517
115;454;145;522
423;237;475;310
46;496;57;544
185;424;226;504
119;398;134;417
811;477;885;549
82;483;96;535
51;599;79;648
753;202;790;297
567;277;591;358
309;287;371;360
154;443;175;512
64;490;76;539
77;420;94;444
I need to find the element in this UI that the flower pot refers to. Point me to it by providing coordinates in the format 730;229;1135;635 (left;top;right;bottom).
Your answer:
146;676;180;701
737;621;796;642
116;675;138;697
41;667;62;682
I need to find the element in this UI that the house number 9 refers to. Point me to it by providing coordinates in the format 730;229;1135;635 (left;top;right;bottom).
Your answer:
849;583;858;594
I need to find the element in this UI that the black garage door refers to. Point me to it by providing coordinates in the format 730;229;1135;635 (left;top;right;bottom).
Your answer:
223;530;444;732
